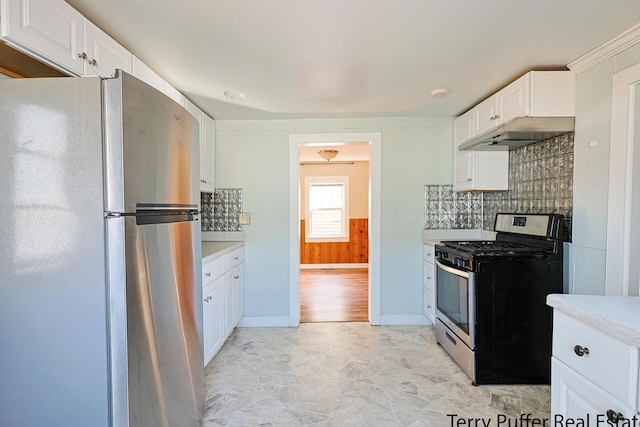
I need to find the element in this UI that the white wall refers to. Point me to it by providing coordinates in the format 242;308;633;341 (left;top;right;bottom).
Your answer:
215;117;452;323
571;42;640;295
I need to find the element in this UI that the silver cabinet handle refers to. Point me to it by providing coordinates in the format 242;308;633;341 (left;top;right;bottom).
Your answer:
234;256;239;260
573;345;589;357
467;178;473;182
205;272;211;277
233;275;239;279
200;179;207;184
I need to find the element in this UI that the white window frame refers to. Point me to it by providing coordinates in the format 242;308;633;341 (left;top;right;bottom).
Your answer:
304;176;349;243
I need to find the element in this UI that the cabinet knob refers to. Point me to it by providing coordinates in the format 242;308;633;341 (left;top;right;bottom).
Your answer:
606;410;625;423
88;58;97;66
200;179;207;184
78;52;87;59
234;256;239;260
233;275;239;279
573;345;589;357
467;178;473;182
427;276;432;280
205;272;211;277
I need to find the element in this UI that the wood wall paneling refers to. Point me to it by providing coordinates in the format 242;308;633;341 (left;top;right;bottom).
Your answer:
300;218;368;264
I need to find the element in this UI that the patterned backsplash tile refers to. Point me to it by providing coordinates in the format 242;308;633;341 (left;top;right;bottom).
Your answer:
425;132;574;242
200;188;243;232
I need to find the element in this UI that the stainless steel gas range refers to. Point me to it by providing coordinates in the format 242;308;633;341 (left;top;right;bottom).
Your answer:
434;213;564;385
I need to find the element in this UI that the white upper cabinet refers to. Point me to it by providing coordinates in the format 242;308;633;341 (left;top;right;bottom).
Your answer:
162;81;187;107
131;55;164;91
201;115;215;193
1;0;84;74
453;109;509;191
1;0;131;77
82;19;131;77
185;99;215;193
458;71;575;147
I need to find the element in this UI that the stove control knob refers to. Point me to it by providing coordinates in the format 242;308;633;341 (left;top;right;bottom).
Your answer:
434;250;441;258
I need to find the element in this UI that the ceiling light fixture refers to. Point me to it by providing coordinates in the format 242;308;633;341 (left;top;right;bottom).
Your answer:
318;150;338;161
430;88;451;98
224;90;245;100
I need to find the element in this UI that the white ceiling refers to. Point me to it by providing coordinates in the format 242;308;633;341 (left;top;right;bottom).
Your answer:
67;0;640;120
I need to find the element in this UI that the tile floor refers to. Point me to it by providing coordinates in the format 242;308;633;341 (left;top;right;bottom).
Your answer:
204;323;550;426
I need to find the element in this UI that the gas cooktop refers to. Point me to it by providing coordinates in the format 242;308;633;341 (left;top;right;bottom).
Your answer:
439;240;549;256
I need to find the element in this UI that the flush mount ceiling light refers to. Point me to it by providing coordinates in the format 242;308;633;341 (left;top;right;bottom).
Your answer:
318;149;338;161
224;90;245;100
430;88;451;98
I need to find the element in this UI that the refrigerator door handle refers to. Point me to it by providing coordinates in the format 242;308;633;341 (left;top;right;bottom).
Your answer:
135;208;199;225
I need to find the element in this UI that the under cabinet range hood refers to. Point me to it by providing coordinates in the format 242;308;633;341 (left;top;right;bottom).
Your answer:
459;116;575;151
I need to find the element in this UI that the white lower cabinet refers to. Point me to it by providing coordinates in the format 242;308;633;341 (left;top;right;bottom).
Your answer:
551;358;635;423
550;310;640;424
202;246;244;366
423;243;436;324
203;276;224;366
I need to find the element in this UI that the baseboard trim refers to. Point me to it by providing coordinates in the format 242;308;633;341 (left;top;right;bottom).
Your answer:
379;315;431;326
300;263;368;269
237;316;292;327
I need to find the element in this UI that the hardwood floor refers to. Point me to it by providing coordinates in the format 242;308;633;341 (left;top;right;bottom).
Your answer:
299;268;368;323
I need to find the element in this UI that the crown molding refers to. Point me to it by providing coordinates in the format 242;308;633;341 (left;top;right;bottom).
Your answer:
568;23;640;74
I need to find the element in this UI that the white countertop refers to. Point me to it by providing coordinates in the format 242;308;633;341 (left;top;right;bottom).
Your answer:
547;294;640;346
202;241;244;262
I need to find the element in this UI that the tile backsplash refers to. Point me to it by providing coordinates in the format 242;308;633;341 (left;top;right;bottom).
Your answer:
200;188;243;232
425;132;574;242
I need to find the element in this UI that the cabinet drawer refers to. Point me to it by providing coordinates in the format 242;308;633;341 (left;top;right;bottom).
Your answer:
553;312;635;406
202;257;224;286
225;247;244;270
423;244;435;261
424;261;435;294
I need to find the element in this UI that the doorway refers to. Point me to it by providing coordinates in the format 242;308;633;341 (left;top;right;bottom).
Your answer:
298;143;369;322
606;62;640;296
288;132;381;326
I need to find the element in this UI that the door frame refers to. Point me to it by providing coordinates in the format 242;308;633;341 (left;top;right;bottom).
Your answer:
606;62;640;295
289;132;381;326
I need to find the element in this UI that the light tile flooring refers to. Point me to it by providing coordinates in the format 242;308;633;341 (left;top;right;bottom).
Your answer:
204;323;550;426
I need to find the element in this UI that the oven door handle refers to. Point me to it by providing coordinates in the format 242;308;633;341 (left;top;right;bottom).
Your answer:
435;259;470;278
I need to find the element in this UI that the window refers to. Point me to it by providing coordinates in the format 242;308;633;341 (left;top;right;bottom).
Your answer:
305;176;349;242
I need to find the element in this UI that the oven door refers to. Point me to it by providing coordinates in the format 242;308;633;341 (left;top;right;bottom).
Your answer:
435;259;475;349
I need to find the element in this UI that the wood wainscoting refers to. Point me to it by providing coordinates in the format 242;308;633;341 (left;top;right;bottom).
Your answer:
300;218;368;264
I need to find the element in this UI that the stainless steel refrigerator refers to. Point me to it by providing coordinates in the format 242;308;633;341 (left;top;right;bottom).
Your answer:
0;71;204;427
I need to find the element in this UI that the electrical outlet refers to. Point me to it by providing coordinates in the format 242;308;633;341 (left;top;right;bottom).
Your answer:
238;212;251;225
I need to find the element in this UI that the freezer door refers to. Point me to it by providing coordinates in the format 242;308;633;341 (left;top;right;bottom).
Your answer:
0;77;110;427
103;71;199;213
120;215;204;427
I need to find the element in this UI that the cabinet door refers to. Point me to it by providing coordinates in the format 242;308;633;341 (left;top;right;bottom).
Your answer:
474;95;498;135
551;358;635;423
162;82;187;107
232;263;244;325
200;115;215;193
83;19;131;77
131;55;164;91
454;150;474;190
223;271;234;338
2;0;84;75
453;110;474;146
203;277;224;366
498;75;528;123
